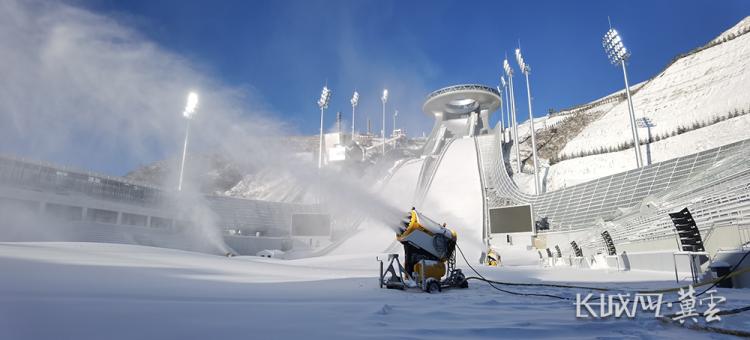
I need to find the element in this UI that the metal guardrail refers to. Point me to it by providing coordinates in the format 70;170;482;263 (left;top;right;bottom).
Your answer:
0;155;166;206
425;84;500;101
0;154;325;236
474;135;490;245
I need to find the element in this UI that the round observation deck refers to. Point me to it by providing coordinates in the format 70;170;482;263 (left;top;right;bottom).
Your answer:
422;84;501;117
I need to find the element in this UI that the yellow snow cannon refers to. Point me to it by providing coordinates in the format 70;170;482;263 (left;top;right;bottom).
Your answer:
485;249;500;266
377;208;468;293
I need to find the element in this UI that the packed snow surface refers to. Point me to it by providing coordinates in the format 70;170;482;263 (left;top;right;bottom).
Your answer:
421;137;485;259
1;242;749;339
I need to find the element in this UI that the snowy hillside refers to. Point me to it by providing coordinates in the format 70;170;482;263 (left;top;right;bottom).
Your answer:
562;17;750;156
510;16;750;192
711;16;750;44
125;136;319;201
125;153;243;194
224;167;314;203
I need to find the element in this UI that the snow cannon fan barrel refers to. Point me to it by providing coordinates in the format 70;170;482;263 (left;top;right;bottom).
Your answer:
396;208;457;280
378;208;467;292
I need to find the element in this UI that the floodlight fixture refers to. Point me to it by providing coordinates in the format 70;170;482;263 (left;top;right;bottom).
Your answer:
603;29;630;65
636;117;655;128
503;59;513;77
350;91;359;107
515;48;530;74
183;92;199;119
318;86;331;109
637;117;656;165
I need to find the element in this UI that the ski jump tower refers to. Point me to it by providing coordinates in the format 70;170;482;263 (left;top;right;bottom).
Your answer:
423;85;501;139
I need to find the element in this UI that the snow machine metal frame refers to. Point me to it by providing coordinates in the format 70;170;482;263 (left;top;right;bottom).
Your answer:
378;252;468;293
377;209;468;293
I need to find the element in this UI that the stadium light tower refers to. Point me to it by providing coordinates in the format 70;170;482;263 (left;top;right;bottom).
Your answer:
496;84;506;142
637;117;656;165
317;86;332;169
381;88;388;155
501;76;511;143
603;27;643;168
350;91;359;137
177;91;198;192
516;48;540;195
393;110;398;137
504;58;522;174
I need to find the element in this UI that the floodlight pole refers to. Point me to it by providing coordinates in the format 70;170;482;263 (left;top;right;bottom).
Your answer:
508;73;521;173
637;117;655;165
317;86;331;169
177;118;190;192
393;110;398;137
604;27;643;168
382;100;385;154
381;89;388;155
621;60;643;168
517;48;541;194
503;80;513;143
351;91;359;137
522;71;540;194
318;105;325;168
178;92;198;192
497;85;506;142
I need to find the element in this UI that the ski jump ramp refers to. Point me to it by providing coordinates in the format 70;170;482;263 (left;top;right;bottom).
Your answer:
326;158;424;256
419;137;485;259
329;138;486;259
329;85;500;260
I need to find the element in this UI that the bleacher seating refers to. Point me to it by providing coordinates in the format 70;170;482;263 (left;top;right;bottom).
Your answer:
0;155;325;253
475;126;750;256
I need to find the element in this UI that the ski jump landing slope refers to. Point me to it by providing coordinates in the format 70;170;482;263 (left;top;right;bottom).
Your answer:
330;138;485;260
419;137;484;260
327;158;424;256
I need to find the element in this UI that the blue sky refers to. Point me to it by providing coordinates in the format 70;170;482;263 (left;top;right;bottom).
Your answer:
77;0;750;137
1;1;747;176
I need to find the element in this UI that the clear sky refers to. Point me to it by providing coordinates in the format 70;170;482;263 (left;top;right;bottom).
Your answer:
1;1;748;176
77;0;750;137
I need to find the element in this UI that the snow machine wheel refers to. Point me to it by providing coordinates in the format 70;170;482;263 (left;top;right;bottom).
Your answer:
459;279;469;289
454;272;468;288
426;280;441;293
385;276;404;290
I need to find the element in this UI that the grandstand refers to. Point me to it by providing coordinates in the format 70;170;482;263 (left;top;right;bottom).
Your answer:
0;154;325;255
2;77;747;267
475;124;750;264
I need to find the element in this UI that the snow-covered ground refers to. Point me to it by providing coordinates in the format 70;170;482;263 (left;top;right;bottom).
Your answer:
421;138;485;259
1;242;748;339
